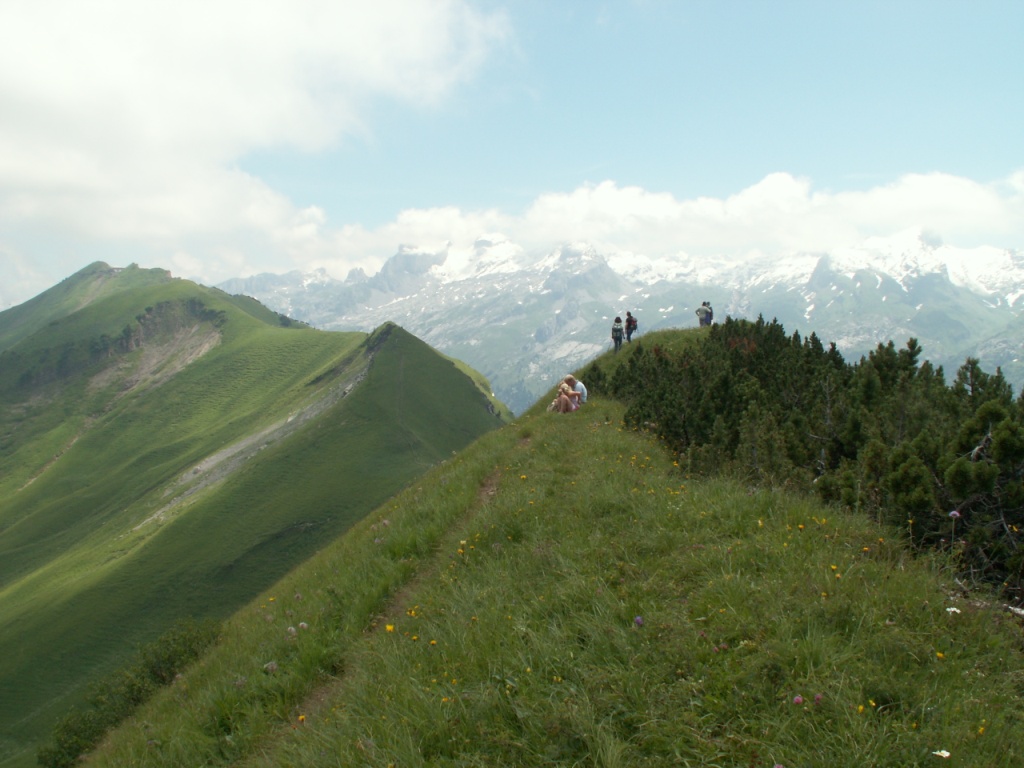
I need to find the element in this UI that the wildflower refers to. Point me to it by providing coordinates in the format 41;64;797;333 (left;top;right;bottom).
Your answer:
299;622;309;630
430;639;437;646
814;693;823;704
634;616;644;627
792;695;804;705
936;651;945;659
298;714;306;723
857;705;865;713
520;474;527;480
932;750;950;758
949;510;961;519
946;607;961;614
287;626;297;636
386;624;395;633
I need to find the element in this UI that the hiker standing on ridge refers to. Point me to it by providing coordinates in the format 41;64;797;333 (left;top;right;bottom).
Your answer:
695;302;710;327
611;317;625;352
625;311;638;342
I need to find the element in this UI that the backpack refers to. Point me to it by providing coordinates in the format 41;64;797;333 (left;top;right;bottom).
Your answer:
627;316;637;331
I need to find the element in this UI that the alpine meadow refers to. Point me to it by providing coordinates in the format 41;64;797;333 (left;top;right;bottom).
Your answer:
3;264;1024;767
0;263;509;767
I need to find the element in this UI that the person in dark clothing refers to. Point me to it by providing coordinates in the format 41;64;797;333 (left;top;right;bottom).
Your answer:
611;317;624;352
625;311;638;342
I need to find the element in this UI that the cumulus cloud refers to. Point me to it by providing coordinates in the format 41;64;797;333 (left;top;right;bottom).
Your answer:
300;171;1024;286
0;2;1021;309
0;0;510;296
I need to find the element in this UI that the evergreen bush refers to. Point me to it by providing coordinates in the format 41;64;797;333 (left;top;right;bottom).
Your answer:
610;316;1024;596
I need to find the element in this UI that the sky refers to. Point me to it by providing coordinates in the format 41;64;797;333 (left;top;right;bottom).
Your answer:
1;0;1023;309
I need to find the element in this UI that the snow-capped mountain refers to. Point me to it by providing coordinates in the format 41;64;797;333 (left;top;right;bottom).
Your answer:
219;231;1024;414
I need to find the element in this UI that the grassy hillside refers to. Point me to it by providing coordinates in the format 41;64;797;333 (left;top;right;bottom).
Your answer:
76;343;1024;767
0;270;507;767
0;263;180;353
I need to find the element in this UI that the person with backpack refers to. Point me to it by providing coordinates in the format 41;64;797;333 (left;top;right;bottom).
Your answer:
611;317;625;352
625;311;638;342
695;302;711;327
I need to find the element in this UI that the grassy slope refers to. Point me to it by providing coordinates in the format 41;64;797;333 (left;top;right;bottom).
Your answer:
83;335;1024;768
0;263;176;353
0;278;505;766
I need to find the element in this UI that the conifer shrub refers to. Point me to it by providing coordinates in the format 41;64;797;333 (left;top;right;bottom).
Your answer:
609;316;1024;597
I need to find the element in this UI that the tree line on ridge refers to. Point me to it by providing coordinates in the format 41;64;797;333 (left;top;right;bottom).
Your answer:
586;316;1024;598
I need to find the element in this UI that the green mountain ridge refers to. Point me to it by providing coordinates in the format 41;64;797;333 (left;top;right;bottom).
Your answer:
5;266;1024;766
0;265;509;766
72;372;1024;767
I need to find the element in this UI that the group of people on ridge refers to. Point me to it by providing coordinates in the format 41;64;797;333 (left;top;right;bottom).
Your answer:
611;310;638;352
552;303;713;414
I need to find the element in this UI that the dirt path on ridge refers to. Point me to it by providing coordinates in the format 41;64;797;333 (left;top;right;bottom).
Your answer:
229;464;507;766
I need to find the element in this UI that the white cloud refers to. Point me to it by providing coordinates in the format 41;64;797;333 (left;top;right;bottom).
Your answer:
0;0;510;292
0;2;1020;307
298;170;1023;286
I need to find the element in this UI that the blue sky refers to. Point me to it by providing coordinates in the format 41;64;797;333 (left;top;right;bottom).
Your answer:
1;0;1022;308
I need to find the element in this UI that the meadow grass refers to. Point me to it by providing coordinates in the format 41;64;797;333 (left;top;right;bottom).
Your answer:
0;283;504;766
85;398;1024;767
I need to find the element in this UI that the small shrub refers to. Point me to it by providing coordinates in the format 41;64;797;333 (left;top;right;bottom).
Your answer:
37;618;220;768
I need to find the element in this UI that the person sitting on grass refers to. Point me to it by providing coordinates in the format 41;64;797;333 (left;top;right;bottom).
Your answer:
564;374;587;406
548;381;581;413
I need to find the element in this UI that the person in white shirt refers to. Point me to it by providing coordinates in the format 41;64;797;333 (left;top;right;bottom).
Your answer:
564;375;587;406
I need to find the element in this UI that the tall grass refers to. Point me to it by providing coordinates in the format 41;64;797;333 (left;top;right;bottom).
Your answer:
85;399;1024;767
0;280;505;766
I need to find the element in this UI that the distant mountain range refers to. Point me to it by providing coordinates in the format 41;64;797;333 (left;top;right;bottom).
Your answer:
0;262;507;766
219;229;1024;413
